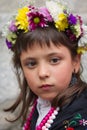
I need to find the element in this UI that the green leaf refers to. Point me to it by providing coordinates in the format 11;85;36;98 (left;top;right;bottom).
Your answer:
74;113;82;119
69;120;77;126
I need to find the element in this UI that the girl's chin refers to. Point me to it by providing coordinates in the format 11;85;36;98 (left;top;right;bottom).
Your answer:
38;95;56;102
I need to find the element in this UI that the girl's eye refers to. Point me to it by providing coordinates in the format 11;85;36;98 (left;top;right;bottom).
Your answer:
26;60;37;68
50;57;60;64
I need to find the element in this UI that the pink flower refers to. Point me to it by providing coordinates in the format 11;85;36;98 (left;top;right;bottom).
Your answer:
9;21;17;32
39;7;53;22
27;11;47;31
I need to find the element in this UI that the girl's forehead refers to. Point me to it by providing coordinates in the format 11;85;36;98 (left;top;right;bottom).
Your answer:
23;43;69;55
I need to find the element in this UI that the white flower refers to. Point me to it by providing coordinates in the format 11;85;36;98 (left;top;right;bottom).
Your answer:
46;1;64;21
2;22;10;37
74;24;82;38
78;25;87;47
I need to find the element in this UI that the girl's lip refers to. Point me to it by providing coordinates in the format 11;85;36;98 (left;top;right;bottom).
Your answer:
40;84;53;90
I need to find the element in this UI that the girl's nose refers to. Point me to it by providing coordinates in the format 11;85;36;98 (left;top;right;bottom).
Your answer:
38;63;50;79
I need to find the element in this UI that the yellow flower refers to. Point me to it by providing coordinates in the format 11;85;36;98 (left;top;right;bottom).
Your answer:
15;6;29;32
55;13;68;31
77;47;86;54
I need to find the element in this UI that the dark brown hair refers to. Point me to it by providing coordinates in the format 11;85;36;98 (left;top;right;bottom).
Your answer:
5;26;87;125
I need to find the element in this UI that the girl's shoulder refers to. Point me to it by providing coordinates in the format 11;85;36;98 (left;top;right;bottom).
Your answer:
76;88;87;106
52;89;87;130
62;89;87;130
68;88;87;111
61;88;87;118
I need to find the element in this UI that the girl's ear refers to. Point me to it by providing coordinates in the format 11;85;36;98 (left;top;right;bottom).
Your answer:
73;54;81;73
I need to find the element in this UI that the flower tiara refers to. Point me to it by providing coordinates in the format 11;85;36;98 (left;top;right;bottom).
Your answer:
3;0;87;54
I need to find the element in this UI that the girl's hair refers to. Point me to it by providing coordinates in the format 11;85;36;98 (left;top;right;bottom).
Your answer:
5;26;87;124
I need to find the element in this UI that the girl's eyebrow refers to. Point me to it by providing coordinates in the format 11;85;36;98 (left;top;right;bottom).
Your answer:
22;57;35;63
44;52;63;58
22;52;62;62
46;52;62;56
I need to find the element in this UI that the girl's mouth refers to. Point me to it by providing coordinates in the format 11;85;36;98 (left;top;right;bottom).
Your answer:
40;84;53;90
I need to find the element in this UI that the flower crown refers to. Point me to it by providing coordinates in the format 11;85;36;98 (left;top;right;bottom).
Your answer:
3;0;87;54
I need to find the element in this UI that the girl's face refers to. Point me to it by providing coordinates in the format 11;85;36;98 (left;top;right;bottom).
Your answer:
20;43;80;101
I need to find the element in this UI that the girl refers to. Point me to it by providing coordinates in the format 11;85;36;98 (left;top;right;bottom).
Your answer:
4;0;87;130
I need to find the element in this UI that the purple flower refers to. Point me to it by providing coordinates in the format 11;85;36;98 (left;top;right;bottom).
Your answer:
9;21;17;32
39;7;53;22
27;11;47;30
6;39;12;49
68;14;77;25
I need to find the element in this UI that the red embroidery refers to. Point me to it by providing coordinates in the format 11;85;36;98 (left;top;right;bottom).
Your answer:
66;127;74;130
63;113;87;130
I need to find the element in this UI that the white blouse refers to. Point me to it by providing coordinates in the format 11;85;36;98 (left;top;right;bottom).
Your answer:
36;97;51;126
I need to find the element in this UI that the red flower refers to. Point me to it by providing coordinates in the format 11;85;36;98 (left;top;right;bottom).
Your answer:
66;127;75;130
27;11;47;31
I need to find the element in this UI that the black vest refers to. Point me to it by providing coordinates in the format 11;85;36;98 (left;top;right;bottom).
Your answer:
30;89;87;130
